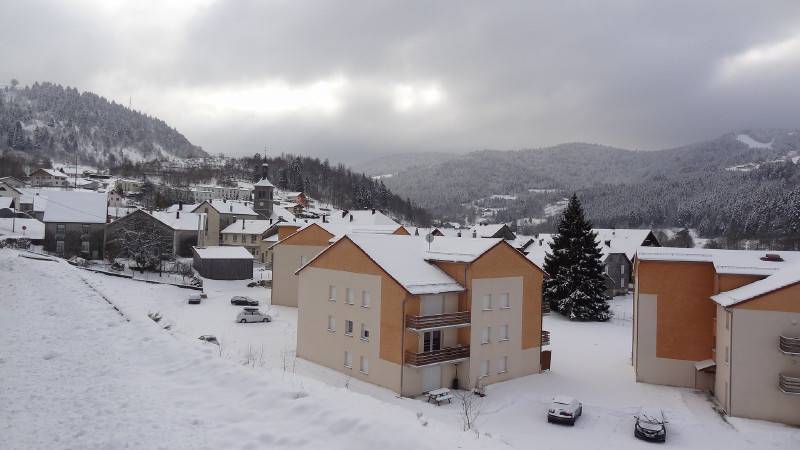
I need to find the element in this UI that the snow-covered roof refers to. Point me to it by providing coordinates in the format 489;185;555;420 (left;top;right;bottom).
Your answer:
193;246;254;259
468;224;509;238
32;168;68;178
194;200;258;216
711;264;800;307
424;236;503;263
342;235;465;295
165;203;200;213
0;218;45;239
0;197;13;209
636;247;800;276
221;219;272;235
328;210;399;227
152;211;206;231
254;177;274;187
594;229;655;261
42;191;107;223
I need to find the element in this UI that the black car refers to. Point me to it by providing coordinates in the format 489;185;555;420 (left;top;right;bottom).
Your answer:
634;408;667;442
230;296;259;306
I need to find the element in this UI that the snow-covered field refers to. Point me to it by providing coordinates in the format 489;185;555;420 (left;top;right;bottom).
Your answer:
2;249;798;449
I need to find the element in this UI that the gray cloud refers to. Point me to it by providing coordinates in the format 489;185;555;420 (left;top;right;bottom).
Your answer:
2;0;800;162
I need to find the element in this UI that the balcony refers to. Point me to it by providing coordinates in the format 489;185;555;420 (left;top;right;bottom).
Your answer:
778;374;800;395
541;330;551;346
405;346;470;367
779;336;800;355
406;311;470;331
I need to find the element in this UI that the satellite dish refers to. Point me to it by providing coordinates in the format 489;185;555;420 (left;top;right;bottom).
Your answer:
21;225;26;231
425;233;435;243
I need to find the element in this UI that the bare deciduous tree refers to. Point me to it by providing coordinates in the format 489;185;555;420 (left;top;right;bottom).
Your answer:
454;389;483;432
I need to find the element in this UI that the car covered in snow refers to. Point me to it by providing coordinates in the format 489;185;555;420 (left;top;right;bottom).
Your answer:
198;335;219;345
634;408;667;442
547;396;582;425
230;295;259;306
188;293;202;304
236;307;271;323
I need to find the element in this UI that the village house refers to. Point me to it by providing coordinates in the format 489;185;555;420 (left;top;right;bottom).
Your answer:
271;220;409;307
105;208;206;259
634;247;800;426
191;199;259;246
42;190;107;259
0;181;23;209
221;219;274;261
295;234;547;397
28;168;70;188
0;176;25;188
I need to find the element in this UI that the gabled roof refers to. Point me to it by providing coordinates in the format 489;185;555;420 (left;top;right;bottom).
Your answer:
467;223;513;238
424;236;504;263
165;203;200;213
254;177;274;187
636;247;800;276
42;191;107;223
711;264;800;307
151;211;206;231
31;168;68;178
328;209;399;227
594;229;656;261
0;182;22;195
193;199;258;216
221;219;272;235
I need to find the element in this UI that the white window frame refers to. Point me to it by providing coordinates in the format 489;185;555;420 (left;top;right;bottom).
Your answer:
329;285;336;302
499;293;510;309
81;241;90;253
498;324;509;341
327;315;335;332
482;294;492;311
346;288;355;305
497;356;508;374
344;351;352;369
345;320;354;336
481;327;491;345
360;323;370;341
361;290;371;308
359;356;369;374
480;360;490;377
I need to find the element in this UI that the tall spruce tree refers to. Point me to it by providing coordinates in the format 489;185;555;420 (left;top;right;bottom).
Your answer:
543;194;611;321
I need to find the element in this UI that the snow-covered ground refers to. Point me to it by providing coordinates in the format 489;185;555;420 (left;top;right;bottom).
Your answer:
2;249;798;449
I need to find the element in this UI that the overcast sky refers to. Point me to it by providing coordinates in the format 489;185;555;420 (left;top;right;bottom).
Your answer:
2;0;800;162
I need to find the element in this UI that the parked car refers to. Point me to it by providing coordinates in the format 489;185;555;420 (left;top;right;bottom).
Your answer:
236;307;271;323
188;293;202;304
230;295;259;306
547;396;583;425
634;408;667;442
198;335;219;345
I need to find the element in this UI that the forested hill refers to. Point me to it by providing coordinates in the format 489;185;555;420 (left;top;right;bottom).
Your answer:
0;82;207;167
367;130;800;246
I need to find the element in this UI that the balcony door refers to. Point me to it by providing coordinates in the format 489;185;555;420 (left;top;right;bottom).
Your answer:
423;330;442;352
421;294;445;316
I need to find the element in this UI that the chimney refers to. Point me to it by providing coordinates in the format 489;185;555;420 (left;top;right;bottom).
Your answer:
269;219;273;224
371;208;375;215
242;219;246;230
472;230;477;238
176;211;180;219
349;214;353;222
761;253;784;262
179;201;183;211
230;204;233;212
457;231;462;237
322;215;327;223
604;240;611;247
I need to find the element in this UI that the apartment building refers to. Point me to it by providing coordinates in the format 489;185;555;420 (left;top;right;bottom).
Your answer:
271;221;408;307
634;247;800;426
295;234;545;397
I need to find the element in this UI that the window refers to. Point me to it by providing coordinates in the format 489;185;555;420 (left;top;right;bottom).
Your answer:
56;223;65;235
500;293;510;309
498;324;509;341
56;240;64;254
621;277;626;287
346;288;355;305
482;294;492;311
481;327;491;344
327;315;335;332
480;360;490;377
329;285;336;302
423;330;442;352
233;234;238;242
497;356;508;374
81;241;90;253
345;320;354;336
251;235;256;243
81;224;90;235
360;324;370;341
361;290;371;308
360;356;369;374
344;351;352;368
620;264;625;274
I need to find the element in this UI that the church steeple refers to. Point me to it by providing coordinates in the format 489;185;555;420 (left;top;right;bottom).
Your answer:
254;163;274;219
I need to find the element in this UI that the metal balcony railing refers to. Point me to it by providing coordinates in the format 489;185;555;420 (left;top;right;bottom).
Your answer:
541;330;551;346
778;374;800;395
779;336;800;356
405;311;470;331
405;346;470;367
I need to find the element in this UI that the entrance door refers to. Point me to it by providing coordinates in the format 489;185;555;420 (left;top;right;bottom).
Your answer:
422;365;442;393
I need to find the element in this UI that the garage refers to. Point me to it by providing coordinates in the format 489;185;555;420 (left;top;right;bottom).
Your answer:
192;246;254;280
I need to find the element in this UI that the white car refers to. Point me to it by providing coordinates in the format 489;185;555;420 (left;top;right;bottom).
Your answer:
547;396;583;425
236;307;271;323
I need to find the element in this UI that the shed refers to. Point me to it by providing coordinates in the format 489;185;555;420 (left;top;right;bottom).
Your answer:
192;246;253;280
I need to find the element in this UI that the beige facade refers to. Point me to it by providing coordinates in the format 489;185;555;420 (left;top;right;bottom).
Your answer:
273;243;328;307
634;247;800;426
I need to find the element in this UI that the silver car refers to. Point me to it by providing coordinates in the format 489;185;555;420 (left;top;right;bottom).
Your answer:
547;396;583;425
236;307;271;323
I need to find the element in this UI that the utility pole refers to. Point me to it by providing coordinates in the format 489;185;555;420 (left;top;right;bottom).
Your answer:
74;150;78;189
